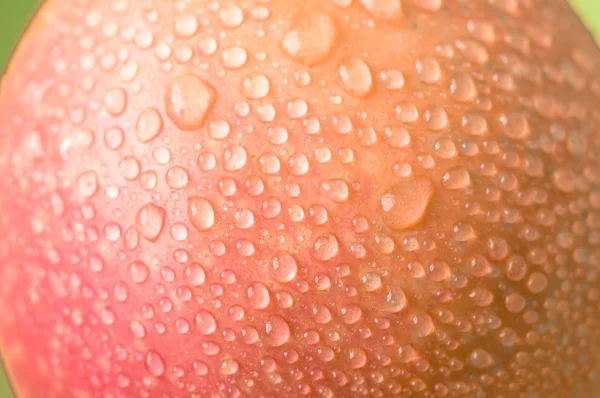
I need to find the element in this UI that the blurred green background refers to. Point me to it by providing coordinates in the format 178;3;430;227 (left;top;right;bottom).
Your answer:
0;0;599;397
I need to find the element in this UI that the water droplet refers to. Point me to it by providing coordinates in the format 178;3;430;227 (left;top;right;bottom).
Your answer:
130;320;147;338
449;72;478;102
220;5;244;28
184;263;206;286
242;74;270;99
221;46;247;69
78;171;99;198
359;0;403;23
220;358;240;375
411;0;443;12
188;197;215;232
361;272;382;291
223;144;247;171
552;167;576;193
195;309;217;335
312;233;339;261
175;15;199;37
347;348;367;369
166;166;189;189
415;56;441;83
234;208;255;229
339;304;362;324
166;74;216;131
288;152;310;175
145;350;165;377
384;286;407;312
319;179;349;202
527;272;548;294
499;111;530;140
114;281;129;302
129;261;150;284
104;87;127;115
271;252;298;283
378;69;405;90
136;203;166;242
338;58;374;99
263;316;291;347
469;348;494;369
119;156;140;180
380;176;434;231
248;282;270;309
442;167;471;189
104;126;124;150
282;10;338;66
136;107;163;143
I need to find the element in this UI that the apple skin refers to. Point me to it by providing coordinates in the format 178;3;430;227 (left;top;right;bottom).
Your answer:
2;0;600;397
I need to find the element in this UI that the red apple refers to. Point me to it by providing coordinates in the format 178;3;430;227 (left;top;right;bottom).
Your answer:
1;0;600;397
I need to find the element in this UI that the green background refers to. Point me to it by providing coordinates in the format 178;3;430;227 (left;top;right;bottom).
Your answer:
0;0;599;397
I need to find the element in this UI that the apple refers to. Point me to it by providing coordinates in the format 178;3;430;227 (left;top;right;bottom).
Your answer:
1;0;600;397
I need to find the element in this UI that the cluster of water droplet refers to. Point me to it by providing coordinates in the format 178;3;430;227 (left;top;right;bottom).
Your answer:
1;0;600;397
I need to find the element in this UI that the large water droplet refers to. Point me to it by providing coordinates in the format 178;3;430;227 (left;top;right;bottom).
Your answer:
242;73;270;99
359;0;403;23
312;233;339;261
248;282;270;309
136;203;166;242
282;10;338;66
384;286;407;312
78;171;99;198
380;176;435;231
195;309;217;335
223;144;248;171
129;261;150;284
184;263;206;286
188;197;215;232
145;350;165;377
166;74;216;131
338;58;374;99
136;107;163;143
263;316;291;347
319;179;349;202
271;252;298;283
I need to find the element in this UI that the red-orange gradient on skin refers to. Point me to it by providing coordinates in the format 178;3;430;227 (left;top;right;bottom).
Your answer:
1;0;600;397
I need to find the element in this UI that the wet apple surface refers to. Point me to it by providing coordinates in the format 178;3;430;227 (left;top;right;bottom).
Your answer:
1;0;600;397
